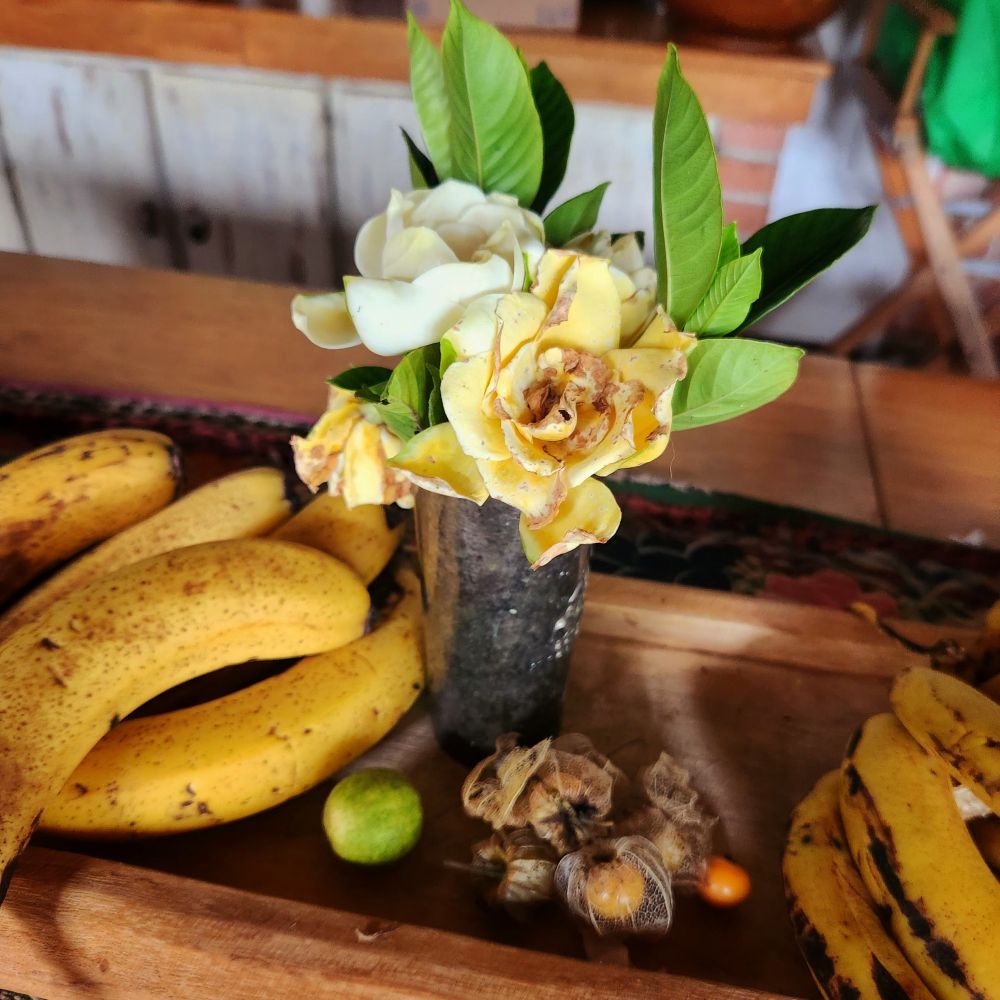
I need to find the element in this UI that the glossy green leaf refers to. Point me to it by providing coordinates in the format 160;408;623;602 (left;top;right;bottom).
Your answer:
717;222;740;269
529;61;574;213
441;0;543;204
329;366;394;394
426;364;448;426
401;128;439;189
543;182;610;247
737;206;876;331
686;248;763;336
671;338;803;431
653;44;723;328
386;344;441;430
407;12;453;179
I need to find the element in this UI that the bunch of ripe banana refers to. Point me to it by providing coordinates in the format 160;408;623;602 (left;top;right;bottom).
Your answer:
783;664;1000;1000
0;429;423;896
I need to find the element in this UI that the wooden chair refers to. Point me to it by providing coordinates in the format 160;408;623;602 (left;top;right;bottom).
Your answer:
831;0;999;378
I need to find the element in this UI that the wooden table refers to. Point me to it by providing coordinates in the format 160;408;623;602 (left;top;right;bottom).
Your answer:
1;252;996;545
0;250;992;997
0;575;951;1000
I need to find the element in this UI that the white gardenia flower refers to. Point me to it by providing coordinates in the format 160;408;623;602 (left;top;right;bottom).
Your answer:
293;179;545;356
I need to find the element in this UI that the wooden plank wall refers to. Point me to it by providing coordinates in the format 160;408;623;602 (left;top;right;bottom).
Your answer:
0;46;800;287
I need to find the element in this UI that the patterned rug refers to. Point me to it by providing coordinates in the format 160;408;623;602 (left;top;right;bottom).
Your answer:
3;384;998;628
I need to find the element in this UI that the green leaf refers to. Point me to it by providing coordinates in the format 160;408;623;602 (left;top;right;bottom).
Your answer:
407;12;453;179
439;337;457;376
374;399;420;442
543;182;610;247
717;222;740;269
653;44;723;329
672;338;803;431
386;344;441;430
401;128;439;189
686;248;763;336
737;206;876;331
441;0;543;204
329;366;394;394
529;62;574;213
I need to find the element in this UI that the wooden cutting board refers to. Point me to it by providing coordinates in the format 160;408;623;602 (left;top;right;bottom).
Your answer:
0;575;949;999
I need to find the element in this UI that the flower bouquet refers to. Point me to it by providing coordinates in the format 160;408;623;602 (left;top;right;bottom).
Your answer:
291;0;874;759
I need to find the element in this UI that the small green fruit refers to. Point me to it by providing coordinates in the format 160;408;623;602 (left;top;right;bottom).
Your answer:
322;767;423;865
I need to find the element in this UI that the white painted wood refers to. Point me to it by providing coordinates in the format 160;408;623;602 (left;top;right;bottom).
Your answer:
552;102;655;254
151;72;333;287
329;79;419;275
0;157;26;253
0;55;171;266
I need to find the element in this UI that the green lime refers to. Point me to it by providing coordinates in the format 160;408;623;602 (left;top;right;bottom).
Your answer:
322;768;423;865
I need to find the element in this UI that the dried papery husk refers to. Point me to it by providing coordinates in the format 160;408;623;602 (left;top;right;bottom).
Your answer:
552;733;632;809
523;748;618;853
616;804;711;888
462;734;552;829
555;836;674;938
470;828;557;917
629;752;715;884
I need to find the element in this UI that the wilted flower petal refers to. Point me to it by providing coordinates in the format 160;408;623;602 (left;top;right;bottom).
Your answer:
389;423;489;504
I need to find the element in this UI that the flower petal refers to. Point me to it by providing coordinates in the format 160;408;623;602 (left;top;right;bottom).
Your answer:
389;423;489;503
441;354;509;461
412;254;514;303
381;226;459;280
632;307;697;352
345;276;464;355
410;179;486;226
291;291;361;349
496;293;548;365
478;458;566;526
531;249;577;309
342;420;395;507
354;211;389;277
519;478;622;569
447;294;503;360
538;255;621;357
603;346;687;426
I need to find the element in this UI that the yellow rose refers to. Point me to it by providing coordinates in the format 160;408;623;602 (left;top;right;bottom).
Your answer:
392;249;694;566
291;386;415;509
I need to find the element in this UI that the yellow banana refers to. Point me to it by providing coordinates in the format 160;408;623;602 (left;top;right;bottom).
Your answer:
0;467;295;643
839;713;1000;1000
0;539;369;899
0;429;181;605
969;817;1000;875
784;770;933;1000
891;667;1000;813
271;493;403;584
44;569;424;837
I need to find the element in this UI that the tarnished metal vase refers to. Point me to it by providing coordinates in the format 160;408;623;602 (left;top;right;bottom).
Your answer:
415;492;589;764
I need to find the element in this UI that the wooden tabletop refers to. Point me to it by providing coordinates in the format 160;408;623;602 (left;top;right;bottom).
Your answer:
0;251;997;545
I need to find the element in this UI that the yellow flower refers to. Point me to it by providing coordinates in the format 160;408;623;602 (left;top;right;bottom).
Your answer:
291;386;415;509
392;249;694;566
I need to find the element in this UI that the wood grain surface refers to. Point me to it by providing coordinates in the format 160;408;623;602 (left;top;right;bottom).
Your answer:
0;1;829;123
0;575;949;999
855;363;1000;547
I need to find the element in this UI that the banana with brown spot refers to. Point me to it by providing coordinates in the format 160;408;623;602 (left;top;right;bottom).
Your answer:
784;770;933;1000
892;667;1000;813
271;492;403;584
0;429;181;606
839;714;1000;1000
0;467;296;642
44;569;424;837
0;538;369;900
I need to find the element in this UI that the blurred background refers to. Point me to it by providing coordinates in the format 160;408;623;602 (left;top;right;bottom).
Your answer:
0;0;996;373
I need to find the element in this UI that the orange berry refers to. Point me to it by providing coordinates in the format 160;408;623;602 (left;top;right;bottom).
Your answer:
697;855;751;908
585;858;647;920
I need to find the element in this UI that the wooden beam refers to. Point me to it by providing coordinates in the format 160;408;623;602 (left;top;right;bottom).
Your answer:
0;847;789;1000
0;1;829;122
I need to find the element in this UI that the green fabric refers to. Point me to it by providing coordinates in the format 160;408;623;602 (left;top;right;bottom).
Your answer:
875;0;1000;177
